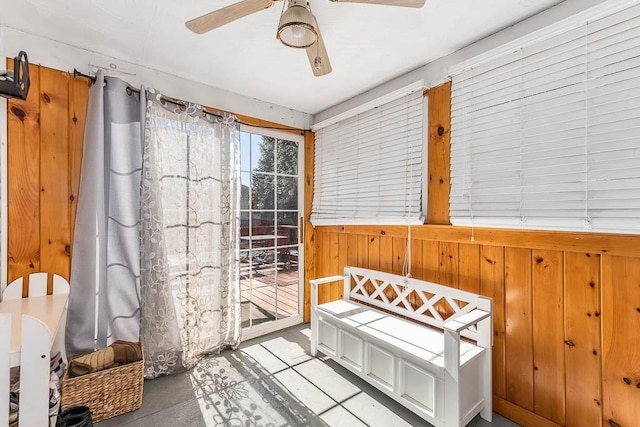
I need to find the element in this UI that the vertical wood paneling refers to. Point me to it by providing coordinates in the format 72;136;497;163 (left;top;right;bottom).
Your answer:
303;131;315;321
427;82;451;225
328;232;340;300
7;63;41;287
356;234;369;269
379;235;393;300
532;250;565;424
392;237;405;275
480;245;506;399
368;235;380;271
316;231;330;304
410;239;423;280
346;234;358;268
68;78;89;253
39;68;71;290
379;235;392;273
422;240;440;283
437;241;458;317
409;238;423;307
505;247;534;411
438;241;458;288
337;233;348;299
602;255;640;427
391;237;406;302
459;243;480;294
367;235;380;296
564;252;602;427
345;233;357;298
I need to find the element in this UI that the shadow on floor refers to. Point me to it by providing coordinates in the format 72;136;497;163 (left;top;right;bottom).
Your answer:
96;324;520;427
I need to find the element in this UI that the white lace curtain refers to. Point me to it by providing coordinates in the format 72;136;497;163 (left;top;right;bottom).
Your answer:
140;89;241;379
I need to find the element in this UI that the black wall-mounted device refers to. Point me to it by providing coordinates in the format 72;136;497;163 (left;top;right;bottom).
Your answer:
0;51;30;100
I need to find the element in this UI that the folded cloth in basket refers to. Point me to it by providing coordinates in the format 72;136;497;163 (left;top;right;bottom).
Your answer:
111;341;143;365
69;347;115;377
68;341;142;378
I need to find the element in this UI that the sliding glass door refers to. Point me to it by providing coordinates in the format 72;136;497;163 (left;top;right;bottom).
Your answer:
239;126;303;339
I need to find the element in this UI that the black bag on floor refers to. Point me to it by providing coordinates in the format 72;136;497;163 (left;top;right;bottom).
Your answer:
56;406;93;427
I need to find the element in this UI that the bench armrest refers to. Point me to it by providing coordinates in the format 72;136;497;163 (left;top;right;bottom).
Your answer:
310;275;345;309
443;309;491;334
310;275;345;287
310;275;345;357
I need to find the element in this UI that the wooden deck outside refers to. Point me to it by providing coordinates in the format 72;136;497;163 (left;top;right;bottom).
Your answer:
240;263;299;328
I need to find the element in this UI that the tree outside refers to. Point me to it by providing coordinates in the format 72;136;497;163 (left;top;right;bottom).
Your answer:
251;136;298;224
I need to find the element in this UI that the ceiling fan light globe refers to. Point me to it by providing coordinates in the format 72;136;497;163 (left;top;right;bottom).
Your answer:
277;0;317;48
278;23;316;47
291;26;306;39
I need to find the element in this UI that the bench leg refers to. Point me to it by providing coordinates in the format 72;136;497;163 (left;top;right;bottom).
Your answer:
444;329;461;426
480;349;493;422
310;310;318;357
479;317;493;422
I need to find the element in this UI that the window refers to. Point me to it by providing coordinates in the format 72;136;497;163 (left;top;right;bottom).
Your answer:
311;84;426;226
449;1;640;234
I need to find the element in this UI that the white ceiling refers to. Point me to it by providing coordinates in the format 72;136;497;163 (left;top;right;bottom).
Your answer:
0;0;566;114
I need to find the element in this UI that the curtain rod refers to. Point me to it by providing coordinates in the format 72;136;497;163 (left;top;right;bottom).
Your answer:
73;69;226;120
72;69;303;132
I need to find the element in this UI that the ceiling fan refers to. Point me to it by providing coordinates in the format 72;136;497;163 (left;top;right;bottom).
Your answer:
186;0;426;77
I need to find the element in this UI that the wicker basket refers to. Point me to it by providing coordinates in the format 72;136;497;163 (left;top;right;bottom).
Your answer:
60;344;144;422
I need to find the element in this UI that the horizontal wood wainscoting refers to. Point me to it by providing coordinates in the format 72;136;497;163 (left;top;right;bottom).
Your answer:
6;61;89;291
309;225;640;427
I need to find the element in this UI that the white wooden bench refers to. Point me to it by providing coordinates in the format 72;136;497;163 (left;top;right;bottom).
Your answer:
310;267;492;427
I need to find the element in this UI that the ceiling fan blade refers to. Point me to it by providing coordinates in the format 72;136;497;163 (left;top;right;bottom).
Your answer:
330;0;425;8
186;0;275;34
306;20;332;77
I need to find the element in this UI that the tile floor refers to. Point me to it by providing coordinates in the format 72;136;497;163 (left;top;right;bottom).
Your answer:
97;324;519;427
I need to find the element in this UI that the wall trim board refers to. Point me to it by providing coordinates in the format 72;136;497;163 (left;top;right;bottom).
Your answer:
313;225;640;258
303;131;316;323
238;119;303;137
0;95;6;290
493;396;562;427
0;30;6;289
427;82;450;225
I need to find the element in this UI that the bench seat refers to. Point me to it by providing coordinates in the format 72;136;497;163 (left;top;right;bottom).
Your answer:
317;300;484;369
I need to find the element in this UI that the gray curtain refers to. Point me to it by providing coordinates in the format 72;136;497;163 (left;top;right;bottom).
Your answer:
66;71;144;356
140;89;241;379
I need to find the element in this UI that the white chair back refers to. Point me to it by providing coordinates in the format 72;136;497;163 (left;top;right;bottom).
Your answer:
3;272;70;300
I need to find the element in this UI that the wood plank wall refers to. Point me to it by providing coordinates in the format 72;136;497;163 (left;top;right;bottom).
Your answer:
6;62;89;293
305;83;640;426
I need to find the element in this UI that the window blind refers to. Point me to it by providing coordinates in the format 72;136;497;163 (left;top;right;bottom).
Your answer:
311;90;425;226
450;2;640;234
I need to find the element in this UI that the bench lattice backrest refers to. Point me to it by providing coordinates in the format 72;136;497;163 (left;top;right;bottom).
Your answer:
345;267;491;341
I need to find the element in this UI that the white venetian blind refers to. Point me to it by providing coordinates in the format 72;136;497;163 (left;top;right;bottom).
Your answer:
450;2;640;234
311;89;425;226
